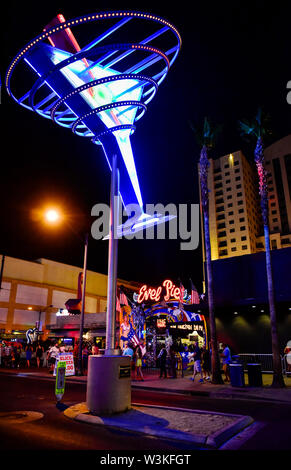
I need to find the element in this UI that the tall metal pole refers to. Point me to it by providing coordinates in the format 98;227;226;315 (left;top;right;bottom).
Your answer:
105;154;120;355
0;255;5;290
77;233;89;375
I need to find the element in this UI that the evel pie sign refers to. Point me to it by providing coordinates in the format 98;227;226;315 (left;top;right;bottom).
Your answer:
137;279;183;303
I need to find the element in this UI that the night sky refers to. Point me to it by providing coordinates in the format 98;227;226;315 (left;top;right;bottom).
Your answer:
1;0;291;291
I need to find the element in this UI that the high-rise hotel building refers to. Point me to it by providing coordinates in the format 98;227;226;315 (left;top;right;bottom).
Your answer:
199;134;291;261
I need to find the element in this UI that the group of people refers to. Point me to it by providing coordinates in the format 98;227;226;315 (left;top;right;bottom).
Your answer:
189;341;232;383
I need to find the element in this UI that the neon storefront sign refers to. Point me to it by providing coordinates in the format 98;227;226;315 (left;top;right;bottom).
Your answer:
137;279;182;303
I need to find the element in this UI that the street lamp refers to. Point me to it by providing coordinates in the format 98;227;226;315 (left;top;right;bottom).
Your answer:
42;206;89;375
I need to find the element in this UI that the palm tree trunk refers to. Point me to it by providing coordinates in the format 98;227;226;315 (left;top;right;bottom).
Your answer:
203;210;224;384
199;145;224;384
255;136;285;388
263;224;285;387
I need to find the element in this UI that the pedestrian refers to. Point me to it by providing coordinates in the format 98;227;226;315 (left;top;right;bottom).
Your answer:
82;343;89;373
47;342;59;374
201;346;211;380
73;341;79;368
36;343;44;368
3;343;12;368
190;341;204;383
14;346;21;369
59;343;66;353
122;342;133;358
221;343;231;382
25;344;33;368
169;347;177;378
92;343;100;355
134;345;144;381
158;346;167;379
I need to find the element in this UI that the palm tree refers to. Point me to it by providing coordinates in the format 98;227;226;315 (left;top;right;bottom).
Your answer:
239;108;285;388
190;117;224;384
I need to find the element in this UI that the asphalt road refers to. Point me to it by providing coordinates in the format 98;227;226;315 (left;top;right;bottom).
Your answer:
0;372;290;461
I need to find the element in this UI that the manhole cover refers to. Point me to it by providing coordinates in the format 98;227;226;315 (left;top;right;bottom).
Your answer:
0;411;44;424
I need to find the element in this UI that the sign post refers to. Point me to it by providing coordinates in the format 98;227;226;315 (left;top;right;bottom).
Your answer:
55;360;66;402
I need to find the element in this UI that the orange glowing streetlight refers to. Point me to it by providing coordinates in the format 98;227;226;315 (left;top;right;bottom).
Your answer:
44;208;61;224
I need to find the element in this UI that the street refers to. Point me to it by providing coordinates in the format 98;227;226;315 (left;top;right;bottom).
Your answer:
1;372;291;457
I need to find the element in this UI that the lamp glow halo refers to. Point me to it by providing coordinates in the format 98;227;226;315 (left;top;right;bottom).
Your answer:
6;10;181;230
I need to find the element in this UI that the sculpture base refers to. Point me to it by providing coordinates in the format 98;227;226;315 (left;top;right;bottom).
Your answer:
86;355;131;415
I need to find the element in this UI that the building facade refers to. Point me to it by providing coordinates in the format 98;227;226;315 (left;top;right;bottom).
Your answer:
200;134;291;262
0;255;139;342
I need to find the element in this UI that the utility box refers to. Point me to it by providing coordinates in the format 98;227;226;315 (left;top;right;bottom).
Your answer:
86;355;131;415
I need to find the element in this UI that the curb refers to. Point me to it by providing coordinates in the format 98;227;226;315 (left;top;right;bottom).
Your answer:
64;402;253;448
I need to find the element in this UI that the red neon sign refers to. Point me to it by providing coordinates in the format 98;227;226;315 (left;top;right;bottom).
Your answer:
137;279;182;304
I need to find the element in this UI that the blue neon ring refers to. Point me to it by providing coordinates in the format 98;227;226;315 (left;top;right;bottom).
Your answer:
71;100;147;134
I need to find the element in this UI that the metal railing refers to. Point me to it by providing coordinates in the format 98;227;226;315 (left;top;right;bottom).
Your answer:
237;353;290;375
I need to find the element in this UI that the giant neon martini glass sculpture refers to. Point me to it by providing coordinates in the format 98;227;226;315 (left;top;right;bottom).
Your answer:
6;11;181;363
6;11;181;234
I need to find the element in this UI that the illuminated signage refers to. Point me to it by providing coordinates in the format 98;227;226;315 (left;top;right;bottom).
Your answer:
137;279;182;304
156;318;167;329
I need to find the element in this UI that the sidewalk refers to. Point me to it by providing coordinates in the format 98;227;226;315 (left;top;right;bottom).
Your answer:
1;366;291;403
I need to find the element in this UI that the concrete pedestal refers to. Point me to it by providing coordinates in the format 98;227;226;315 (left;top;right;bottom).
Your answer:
86;355;131;415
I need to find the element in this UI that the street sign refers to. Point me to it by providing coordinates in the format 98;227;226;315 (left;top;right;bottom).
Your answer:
55;360;66;401
53;353;75;376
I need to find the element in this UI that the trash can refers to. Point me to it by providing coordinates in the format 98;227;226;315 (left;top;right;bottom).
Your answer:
229;363;245;387
247;363;263;387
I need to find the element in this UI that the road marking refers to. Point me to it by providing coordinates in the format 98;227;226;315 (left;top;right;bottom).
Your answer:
0;411;44;425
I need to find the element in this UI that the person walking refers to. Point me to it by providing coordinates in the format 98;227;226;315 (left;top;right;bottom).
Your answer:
158;346;167;379
36;343;44;368
201;346;211;380
169;347;177;378
221;343;231;382
134;345;144;381
47;342;59;374
92;343;100;355
25;344;33;368
82;343;89;373
190;341;204;383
